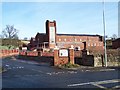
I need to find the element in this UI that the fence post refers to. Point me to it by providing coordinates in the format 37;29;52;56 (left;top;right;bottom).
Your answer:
69;45;74;64
54;46;59;66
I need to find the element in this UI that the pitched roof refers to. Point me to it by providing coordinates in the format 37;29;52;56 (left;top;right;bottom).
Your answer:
35;32;102;37
57;33;102;37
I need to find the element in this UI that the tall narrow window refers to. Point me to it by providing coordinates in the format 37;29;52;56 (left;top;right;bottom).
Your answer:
59;38;61;41
64;38;66;41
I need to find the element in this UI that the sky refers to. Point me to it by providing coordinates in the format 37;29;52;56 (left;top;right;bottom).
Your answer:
2;1;118;39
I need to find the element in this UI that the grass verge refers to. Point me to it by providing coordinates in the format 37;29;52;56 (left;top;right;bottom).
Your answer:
0;66;7;73
58;62;80;69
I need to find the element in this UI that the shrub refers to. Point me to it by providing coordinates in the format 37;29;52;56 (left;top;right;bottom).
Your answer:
60;62;80;68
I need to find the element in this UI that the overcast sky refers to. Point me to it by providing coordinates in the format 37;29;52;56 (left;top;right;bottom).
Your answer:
2;2;118;39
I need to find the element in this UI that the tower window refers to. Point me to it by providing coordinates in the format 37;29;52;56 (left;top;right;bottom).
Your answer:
75;39;77;41
59;38;61;41
94;43;96;46
91;43;93;46
64;38;66;41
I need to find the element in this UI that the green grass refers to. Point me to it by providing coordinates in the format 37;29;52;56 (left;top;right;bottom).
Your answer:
0;45;8;50
0;66;6;73
0;67;2;73
0;45;18;50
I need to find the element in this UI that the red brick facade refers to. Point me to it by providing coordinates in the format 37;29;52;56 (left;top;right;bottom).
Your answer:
54;46;74;66
28;20;104;51
112;38;120;49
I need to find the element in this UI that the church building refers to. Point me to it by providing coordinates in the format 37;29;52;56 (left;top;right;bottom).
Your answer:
28;20;104;51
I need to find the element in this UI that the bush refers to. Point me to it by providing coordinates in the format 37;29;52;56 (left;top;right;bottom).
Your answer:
1;38;21;47
60;62;80;68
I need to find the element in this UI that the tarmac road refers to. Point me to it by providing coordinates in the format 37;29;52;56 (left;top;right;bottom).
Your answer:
1;56;120;89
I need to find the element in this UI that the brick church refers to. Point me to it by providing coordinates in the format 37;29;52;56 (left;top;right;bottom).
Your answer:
28;20;104;51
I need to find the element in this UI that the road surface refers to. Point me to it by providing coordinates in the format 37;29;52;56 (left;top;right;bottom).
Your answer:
1;56;120;89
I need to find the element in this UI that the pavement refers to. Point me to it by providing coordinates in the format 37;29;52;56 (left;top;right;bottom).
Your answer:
1;56;120;89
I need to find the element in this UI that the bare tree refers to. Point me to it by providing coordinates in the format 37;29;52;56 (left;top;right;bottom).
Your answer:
24;37;28;40
112;34;117;40
2;25;19;39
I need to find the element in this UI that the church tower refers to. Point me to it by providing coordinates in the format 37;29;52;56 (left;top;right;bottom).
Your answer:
46;20;56;48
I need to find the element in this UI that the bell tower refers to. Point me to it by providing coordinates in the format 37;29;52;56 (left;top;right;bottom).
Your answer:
46;20;56;48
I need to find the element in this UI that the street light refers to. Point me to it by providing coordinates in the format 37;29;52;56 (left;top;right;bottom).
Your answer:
102;1;107;67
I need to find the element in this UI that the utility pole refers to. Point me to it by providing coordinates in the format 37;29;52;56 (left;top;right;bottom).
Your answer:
102;1;107;67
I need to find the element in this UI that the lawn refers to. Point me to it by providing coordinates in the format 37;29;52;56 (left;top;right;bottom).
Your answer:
0;45;17;50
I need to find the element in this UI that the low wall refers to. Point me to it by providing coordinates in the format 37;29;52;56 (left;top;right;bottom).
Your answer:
19;49;120;67
19;51;81;57
59;57;69;65
82;55;94;66
18;55;54;65
0;49;19;58
75;57;82;65
94;55;103;67
19;51;54;57
80;49;120;67
82;54;120;67
74;51;82;57
53;47;74;66
106;49;120;67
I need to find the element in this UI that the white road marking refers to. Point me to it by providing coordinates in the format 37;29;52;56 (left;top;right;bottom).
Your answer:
68;71;77;74
5;65;24;69
68;79;120;87
112;85;120;89
68;82;92;86
46;73;52;75
46;71;77;75
94;79;120;84
31;69;43;73
92;83;107;89
19;66;24;69
31;69;66;75
5;64;9;67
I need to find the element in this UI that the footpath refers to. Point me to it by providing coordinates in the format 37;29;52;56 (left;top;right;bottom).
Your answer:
65;65;120;72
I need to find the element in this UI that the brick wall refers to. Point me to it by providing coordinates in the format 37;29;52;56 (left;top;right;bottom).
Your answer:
74;51;82;57
81;49;120;67
1;49;19;58
112;38;120;49
19;51;54;57
56;35;104;50
53;46;74;66
59;57;69;65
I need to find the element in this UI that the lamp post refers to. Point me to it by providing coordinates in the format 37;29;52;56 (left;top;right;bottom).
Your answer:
102;1;107;67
